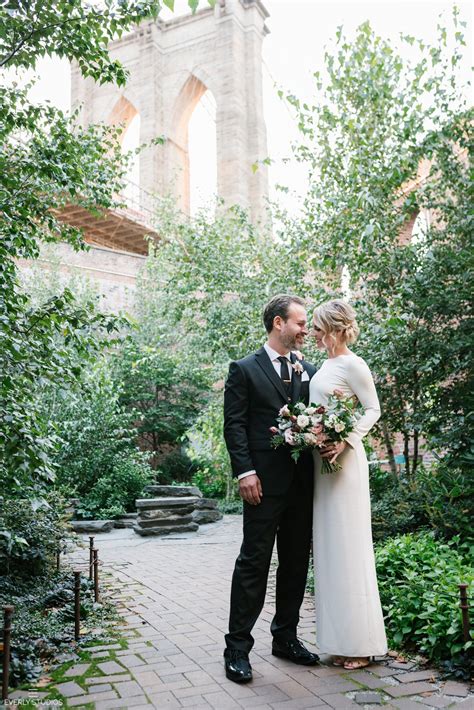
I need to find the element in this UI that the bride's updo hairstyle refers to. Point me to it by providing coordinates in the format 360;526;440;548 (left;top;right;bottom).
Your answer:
313;299;360;348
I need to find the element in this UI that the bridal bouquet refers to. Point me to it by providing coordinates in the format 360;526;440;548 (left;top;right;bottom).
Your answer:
270;391;358;473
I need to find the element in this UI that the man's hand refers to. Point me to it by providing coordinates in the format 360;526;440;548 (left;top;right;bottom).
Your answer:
320;441;348;464
239;474;263;505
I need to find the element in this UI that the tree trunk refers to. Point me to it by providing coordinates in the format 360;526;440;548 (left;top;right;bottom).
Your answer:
382;421;398;477
412;430;419;474
403;433;411;477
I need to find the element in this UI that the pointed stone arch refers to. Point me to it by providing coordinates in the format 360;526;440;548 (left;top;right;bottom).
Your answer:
107;96;139;145
71;0;270;223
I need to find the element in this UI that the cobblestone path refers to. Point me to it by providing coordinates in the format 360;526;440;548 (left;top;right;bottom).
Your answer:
9;515;472;709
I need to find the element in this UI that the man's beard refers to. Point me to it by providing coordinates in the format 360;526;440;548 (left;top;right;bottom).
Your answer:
281;333;301;351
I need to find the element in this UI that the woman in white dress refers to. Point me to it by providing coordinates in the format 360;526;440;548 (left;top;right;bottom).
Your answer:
309;299;387;670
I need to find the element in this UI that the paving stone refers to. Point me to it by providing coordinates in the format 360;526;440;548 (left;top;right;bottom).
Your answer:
67;690;118;706
385;682;437;698
458;700;474;710
389;662;418;671
114;653;147;668
271;699;329;709
85;674;132;684
443;682;469;698
87;683;114;693
313;693;359;709
370;666;405;677
147;690;183;707
64;663;91;677
84;643;122;652
390;699;428;710
97;660;128;675
349;670;389;689
355;691;384;704
54;680;85;698
114;680;148;700
9;690;49;700
419;697;455;709
395;671;439;684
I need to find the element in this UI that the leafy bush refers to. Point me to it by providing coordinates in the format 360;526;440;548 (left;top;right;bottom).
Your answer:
417;463;474;542
188;399;236;499
370;475;428;542
111;341;210;463
376;531;473;661
370;463;473;543
77;451;154;519
52;361;138;498
157;450;196;484
0;493;71;576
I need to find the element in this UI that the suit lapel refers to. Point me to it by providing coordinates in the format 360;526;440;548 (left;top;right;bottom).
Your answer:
255;347;289;403
290;352;302;404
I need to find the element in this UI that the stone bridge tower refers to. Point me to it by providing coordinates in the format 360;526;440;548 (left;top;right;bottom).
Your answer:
71;0;270;223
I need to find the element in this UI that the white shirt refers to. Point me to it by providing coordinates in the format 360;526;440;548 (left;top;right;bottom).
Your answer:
238;343;292;481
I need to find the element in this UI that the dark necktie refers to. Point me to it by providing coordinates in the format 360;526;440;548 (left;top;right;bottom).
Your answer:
278;356;291;396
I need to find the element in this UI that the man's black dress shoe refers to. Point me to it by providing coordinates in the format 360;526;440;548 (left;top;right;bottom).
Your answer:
272;638;320;665
224;648;253;683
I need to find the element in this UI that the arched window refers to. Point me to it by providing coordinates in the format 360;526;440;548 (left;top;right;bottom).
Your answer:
107;97;140;208
188;90;217;216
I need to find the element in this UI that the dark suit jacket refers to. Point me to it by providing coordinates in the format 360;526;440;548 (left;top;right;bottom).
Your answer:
224;347;317;496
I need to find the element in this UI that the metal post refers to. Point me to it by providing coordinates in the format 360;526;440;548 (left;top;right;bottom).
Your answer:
458;584;471;643
89;536;95;581
93;548;100;603
74;570;81;641
2;605;14;703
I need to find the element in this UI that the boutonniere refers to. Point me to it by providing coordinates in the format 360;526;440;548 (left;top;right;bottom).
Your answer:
292;361;304;375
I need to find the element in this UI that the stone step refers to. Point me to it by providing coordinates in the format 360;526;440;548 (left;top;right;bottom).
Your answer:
136;496;199;509
139;507;195;520
133;522;199;536
135;514;196;529
144;485;203;498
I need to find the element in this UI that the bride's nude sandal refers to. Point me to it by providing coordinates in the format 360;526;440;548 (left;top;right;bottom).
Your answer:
332;656;346;666
343;657;370;670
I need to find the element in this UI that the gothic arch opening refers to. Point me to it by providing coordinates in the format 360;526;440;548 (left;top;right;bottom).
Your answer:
108;97;141;207
170;75;217;215
189;90;217;216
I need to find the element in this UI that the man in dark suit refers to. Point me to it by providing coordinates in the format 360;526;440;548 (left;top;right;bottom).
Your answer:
223;294;319;683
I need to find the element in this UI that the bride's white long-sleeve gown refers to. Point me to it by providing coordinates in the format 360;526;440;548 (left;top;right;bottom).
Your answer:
309;353;387;657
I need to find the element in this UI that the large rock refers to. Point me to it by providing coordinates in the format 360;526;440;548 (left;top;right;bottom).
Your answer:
192;509;223;524
113;513;137;529
136;496;199;510
144;485;203;498
134;522;199;537
194;498;219;510
71;520;114;533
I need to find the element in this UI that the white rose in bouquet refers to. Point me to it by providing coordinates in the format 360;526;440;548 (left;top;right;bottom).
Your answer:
297;414;310;428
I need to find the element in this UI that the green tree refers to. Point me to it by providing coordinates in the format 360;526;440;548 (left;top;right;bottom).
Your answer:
289;14;472;474
0;0;213;497
111;339;211;465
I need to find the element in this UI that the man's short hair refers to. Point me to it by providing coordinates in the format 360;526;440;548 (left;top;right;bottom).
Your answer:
263;294;306;334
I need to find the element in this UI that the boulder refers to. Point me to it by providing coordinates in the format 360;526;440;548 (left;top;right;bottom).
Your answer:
144;485;202;498
136;496;199;510
113;513;137;529
192;509;223;524
134;522;199;536
71;520;114;533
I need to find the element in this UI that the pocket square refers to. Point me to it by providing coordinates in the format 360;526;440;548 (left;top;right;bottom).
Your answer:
301;371;310;382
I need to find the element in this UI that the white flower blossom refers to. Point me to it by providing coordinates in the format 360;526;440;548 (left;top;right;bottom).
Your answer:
297;414;310;428
334;421;345;433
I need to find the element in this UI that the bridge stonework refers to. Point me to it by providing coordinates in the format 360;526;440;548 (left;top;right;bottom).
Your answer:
71;0;270;224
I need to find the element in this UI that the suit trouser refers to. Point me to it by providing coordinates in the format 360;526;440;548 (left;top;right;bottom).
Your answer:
225;472;313;653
